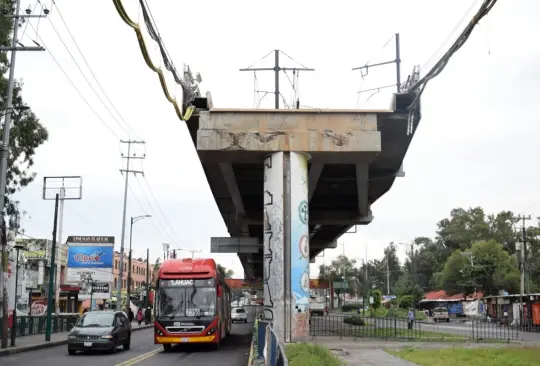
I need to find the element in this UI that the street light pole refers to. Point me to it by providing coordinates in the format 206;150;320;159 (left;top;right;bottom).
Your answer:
10;243;23;347
126;215;151;314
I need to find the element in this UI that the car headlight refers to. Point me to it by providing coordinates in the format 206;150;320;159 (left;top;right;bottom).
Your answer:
101;335;113;339
68;335;76;340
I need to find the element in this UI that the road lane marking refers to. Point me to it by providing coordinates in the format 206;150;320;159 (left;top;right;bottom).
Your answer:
115;348;162;366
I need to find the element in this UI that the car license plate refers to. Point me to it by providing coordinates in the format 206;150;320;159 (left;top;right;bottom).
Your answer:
180;338;189;343
83;342;92;347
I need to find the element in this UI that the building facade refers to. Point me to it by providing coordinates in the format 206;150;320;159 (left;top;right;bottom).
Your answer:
112;252;152;292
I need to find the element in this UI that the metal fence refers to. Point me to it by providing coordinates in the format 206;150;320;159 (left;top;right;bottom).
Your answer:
0;314;79;338
309;314;525;342
251;320;288;366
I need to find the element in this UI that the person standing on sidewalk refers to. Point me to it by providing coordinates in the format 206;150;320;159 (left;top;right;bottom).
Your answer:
407;308;415;330
137;308;144;326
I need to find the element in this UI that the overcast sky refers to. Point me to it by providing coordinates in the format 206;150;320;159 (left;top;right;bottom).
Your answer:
10;0;540;277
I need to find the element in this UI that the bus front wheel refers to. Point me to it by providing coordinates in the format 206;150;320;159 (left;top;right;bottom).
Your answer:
163;344;172;352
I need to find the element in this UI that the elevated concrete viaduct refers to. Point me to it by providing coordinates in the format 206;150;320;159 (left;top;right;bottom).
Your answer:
185;89;421;342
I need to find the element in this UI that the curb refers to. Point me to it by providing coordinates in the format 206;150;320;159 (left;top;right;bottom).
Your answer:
247;340;254;366
0;324;153;357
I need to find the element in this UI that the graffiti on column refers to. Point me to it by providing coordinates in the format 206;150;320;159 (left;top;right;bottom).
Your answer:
289;152;310;339
263;152;285;337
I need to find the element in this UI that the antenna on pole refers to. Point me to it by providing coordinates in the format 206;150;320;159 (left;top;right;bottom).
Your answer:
240;50;314;109
353;33;402;94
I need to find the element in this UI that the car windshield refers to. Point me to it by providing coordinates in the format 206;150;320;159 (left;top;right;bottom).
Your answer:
234;308;245;314
157;286;216;317
76;312;114;327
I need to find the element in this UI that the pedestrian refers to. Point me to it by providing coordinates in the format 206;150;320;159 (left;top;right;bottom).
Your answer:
128;308;134;322
408;308;415;330
145;307;152;324
137;308;144;326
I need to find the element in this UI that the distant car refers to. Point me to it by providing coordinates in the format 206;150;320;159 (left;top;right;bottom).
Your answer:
232;307;248;323
67;310;132;355
433;306;450;322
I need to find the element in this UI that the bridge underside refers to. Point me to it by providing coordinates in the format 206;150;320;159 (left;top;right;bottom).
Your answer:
187;92;420;279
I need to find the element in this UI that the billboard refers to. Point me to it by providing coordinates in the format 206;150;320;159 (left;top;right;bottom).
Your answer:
66;236;114;300
67;246;114;268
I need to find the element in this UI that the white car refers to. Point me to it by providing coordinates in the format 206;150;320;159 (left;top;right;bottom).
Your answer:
232;307;248;323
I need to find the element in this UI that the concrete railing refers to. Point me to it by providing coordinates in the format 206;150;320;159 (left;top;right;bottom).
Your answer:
250;319;288;366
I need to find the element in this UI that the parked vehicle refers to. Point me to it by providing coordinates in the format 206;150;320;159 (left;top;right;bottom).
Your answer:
433;306;450;322
67;310;131;355
309;297;326;316
232;307;248;323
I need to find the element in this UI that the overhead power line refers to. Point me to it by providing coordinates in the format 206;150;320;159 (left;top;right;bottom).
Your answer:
407;0;499;108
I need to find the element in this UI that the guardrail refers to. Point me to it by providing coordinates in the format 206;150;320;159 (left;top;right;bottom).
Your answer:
0;314;79;338
310;314;523;342
250;319;288;366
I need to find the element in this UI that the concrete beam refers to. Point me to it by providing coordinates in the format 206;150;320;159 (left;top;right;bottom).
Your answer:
218;163;250;236
243;210;373;226
210;237;259;254
308;163;324;201
355;163;369;217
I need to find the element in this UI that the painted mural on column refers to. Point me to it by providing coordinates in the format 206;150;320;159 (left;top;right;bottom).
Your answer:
289;152;310;340
263;152;285;339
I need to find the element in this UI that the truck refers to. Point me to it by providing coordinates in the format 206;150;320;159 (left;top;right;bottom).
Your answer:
309;296;326;316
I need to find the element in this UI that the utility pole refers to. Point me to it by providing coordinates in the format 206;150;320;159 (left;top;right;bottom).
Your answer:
240;50;314;109
0;0;46;349
144;248;149;310
117;140;145;309
353;33;402;94
517;214;531;320
386;250;390;296
411;243;416;311
126;215;151;314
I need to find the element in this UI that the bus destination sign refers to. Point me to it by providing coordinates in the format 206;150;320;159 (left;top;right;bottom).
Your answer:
160;278;215;287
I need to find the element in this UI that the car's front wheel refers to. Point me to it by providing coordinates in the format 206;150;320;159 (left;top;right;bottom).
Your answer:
109;341;117;354
68;349;76;356
163;344;172;352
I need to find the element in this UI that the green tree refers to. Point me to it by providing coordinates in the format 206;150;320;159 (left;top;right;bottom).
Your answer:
371;289;382;309
319;255;358;307
440;240;520;295
0;1;48;228
217;264;234;278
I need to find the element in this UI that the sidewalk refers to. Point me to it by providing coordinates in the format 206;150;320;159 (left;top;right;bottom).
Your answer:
0;321;152;357
311;337;518;366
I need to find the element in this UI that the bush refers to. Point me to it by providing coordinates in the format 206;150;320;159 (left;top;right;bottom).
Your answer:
398;295;413;309
343;316;365;326
287;343;345;366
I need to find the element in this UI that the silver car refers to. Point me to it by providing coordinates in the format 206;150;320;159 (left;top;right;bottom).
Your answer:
231;307;248;323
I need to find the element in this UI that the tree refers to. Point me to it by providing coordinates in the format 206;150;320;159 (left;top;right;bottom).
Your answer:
217;264;234;278
0;1;48;228
319;255;358;307
440;240;520;296
371;289;382;309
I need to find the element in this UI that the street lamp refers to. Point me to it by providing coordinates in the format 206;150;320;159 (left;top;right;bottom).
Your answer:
126;215;151;314
10;242;24;347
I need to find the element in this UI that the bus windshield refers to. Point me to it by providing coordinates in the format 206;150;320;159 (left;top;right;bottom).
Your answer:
157;278;216;318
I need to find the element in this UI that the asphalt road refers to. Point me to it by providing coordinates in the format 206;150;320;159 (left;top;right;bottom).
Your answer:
0;323;253;366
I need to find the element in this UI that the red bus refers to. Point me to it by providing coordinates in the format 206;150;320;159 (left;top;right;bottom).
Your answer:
154;258;232;351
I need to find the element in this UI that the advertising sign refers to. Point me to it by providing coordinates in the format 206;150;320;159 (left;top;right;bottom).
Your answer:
66;236;114;300
67;246;114;268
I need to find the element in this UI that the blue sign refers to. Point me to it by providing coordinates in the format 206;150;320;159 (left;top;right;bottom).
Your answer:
67;246;114;268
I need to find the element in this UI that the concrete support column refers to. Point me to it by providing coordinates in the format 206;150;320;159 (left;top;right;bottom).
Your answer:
263;151;310;343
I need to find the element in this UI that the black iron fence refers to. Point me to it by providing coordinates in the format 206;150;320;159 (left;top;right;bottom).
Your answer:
309;314;526;342
0;314;79;338
250;320;288;366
